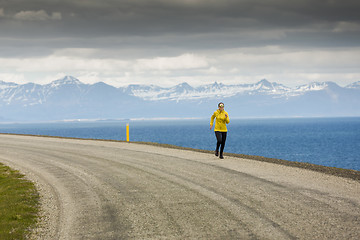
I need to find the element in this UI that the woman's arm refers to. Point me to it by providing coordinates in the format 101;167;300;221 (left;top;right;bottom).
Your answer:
225;112;230;124
210;112;216;129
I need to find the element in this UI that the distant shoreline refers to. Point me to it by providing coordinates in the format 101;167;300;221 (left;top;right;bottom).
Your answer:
1;115;360;125
1;132;359;181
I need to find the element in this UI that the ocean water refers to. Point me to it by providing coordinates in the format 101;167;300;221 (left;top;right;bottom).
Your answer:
1;117;359;171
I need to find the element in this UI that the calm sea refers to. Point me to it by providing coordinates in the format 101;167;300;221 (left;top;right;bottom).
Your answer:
1;117;359;171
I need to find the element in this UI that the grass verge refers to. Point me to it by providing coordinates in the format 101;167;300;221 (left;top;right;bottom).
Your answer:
0;162;39;240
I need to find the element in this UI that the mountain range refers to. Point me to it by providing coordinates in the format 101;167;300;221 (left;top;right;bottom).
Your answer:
1;76;360;122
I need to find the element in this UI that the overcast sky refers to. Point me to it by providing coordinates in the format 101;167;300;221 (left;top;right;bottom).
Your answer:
1;0;360;87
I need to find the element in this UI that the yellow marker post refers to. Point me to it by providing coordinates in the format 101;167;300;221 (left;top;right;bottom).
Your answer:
126;123;129;142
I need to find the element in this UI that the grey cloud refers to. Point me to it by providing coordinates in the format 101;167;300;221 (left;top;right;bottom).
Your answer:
3;0;360;22
13;10;61;21
0;0;360;58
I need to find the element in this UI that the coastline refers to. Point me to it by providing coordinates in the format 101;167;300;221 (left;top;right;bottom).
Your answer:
1;132;359;181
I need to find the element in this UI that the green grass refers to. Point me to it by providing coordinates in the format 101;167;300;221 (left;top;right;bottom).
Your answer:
0;163;40;240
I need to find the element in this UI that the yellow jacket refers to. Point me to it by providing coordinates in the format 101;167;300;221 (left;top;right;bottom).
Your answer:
210;109;230;132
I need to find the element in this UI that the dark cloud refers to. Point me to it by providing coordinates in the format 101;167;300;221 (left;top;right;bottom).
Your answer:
1;0;360;55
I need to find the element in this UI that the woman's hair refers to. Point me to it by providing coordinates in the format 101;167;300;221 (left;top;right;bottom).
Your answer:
218;102;224;107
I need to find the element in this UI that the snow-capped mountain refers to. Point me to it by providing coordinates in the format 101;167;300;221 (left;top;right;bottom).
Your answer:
0;76;359;121
123;79;330;101
346;81;360;89
0;76;338;104
49;75;82;86
0;81;18;90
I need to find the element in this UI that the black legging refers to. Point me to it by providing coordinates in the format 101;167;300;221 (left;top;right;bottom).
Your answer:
215;131;227;155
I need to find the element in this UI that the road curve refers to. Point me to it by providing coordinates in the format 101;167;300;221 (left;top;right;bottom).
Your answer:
1;134;359;239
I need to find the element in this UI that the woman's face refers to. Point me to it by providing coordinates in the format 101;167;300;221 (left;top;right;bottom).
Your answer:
218;105;224;111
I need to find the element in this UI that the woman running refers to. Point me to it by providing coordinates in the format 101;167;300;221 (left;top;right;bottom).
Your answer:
210;102;230;159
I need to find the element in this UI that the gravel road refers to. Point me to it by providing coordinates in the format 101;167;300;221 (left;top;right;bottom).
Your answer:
0;134;359;239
